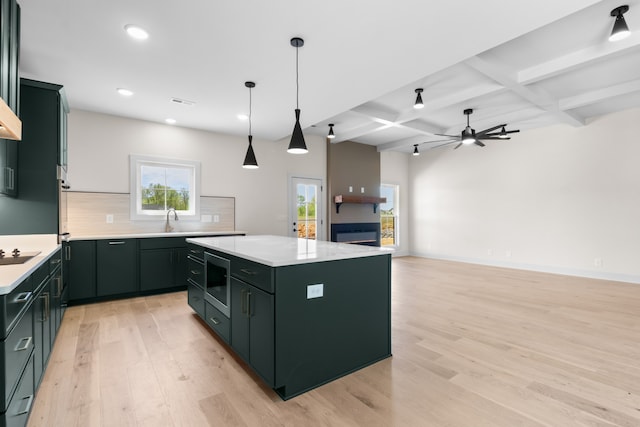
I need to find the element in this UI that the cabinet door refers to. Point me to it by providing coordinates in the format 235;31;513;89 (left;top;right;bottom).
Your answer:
173;247;188;287
230;278;274;385
140;248;175;291
32;283;51;387
50;266;62;339
248;285;274;385
97;239;137;297
230;278;250;361
68;240;96;301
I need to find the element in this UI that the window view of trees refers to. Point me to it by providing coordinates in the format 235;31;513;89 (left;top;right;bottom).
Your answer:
140;164;192;212
141;183;189;210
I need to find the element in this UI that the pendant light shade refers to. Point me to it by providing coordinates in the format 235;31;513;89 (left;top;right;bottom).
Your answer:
288;37;308;154
327;123;335;139
610;5;631;42
413;144;420;156
242;81;259;169
414;88;424;109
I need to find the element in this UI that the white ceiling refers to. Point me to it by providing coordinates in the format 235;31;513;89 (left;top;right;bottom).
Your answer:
18;0;640;153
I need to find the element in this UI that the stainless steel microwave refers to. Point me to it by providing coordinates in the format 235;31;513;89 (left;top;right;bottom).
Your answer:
204;252;231;317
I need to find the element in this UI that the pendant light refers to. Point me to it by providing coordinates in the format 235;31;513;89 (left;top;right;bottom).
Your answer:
288;37;308;154
414;88;424;109
242;81;258;169
609;5;631;42
327;123;335;139
413;144;420;156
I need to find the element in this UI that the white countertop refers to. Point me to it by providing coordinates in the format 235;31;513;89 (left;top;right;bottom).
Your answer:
70;230;245;240
186;235;393;267
0;234;61;295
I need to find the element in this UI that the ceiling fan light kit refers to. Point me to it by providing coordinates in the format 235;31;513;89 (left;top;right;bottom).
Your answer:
609;5;631;42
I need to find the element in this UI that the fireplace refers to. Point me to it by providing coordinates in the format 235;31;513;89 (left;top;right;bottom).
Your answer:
331;223;381;247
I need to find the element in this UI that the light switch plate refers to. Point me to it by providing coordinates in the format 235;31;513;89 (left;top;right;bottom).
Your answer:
106;214;114;224
213;214;220;223
201;214;212;223
307;283;324;299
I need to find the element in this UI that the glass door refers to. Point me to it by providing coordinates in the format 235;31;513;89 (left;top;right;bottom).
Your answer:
290;177;323;240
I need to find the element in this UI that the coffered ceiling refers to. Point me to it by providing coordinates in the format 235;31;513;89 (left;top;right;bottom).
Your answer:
18;0;639;153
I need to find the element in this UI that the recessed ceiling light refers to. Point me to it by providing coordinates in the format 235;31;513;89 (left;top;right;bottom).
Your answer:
124;24;149;40
117;88;134;97
165;118;176;125
237;114;249;120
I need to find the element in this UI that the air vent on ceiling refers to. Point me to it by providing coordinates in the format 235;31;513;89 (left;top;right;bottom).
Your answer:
170;97;196;106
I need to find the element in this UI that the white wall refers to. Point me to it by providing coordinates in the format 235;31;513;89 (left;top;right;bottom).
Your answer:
67;110;327;237
409;107;640;283
381;151;410;256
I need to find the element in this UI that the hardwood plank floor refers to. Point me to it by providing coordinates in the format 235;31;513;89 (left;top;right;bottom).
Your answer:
27;257;640;427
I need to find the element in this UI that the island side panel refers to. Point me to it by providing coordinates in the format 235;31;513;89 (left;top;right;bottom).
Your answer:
273;254;391;399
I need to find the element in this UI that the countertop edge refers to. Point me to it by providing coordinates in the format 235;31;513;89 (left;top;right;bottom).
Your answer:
187;236;393;267
0;244;61;295
69;230;246;241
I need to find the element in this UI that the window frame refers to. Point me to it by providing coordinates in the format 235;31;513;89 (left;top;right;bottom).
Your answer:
129;154;201;221
380;183;399;248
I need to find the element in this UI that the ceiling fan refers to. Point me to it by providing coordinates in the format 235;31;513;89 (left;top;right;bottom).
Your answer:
432;108;520;150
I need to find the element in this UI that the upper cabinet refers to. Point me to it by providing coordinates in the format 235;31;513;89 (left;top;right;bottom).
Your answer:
0;0;21;196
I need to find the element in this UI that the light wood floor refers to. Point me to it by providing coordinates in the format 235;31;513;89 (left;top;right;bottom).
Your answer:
27;257;640;427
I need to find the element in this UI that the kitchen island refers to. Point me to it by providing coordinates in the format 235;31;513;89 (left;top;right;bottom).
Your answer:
186;235;392;400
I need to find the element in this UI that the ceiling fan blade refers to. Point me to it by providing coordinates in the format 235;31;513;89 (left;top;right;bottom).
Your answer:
476;136;511;141
476;124;506;136
453;142;463;150
483;129;520;138
435;133;459;138
475;140;486;147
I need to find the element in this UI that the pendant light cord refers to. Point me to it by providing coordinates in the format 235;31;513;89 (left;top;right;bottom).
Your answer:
296;45;299;109
249;86;252;136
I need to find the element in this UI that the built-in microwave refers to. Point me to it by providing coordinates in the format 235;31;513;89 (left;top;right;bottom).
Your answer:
204;252;231;317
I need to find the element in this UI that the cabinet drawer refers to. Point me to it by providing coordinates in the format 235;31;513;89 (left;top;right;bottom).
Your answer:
231;257;273;293
1;302;34;411
187;244;205;261
187;257;204;287
205;301;230;343
48;249;62;273
187;283;205;319
30;261;49;293
3;352;34;427
139;237;187;250
1;276;33;339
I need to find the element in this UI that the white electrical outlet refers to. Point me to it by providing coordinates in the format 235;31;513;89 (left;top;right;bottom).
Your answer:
348;186;353;193
106;214;114;224
361;187;365;193
307;283;324;299
213;214;220;223
594;258;603;267
201;214;212;223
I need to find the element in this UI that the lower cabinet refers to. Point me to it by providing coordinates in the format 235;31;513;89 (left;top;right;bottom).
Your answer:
96;239;137;297
2;353;34;427
32;280;51;388
67;240;96;301
230;277;274;386
140;247;187;291
187;282;205;318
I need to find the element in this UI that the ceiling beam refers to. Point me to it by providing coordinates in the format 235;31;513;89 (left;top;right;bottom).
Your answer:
518;32;640;85
559;78;640;110
377;135;450;152
465;55;585;127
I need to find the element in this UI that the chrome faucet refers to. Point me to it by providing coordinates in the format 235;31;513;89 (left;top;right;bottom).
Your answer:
165;208;179;232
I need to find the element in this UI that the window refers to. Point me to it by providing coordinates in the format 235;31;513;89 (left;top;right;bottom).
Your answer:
130;155;200;220
380;184;398;247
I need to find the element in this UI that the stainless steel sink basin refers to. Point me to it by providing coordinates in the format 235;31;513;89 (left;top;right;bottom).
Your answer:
0;251;40;266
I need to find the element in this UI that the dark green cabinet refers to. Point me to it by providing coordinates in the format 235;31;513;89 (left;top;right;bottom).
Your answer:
0;79;68;233
32;279;51;388
96;239;137;297
67;240;96;301
139;238;188;292
230;277;274;386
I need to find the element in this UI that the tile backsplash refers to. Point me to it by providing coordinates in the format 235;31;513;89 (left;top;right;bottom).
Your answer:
67;192;235;237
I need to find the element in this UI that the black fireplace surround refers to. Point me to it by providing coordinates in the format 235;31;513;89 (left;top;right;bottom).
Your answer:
330;223;381;247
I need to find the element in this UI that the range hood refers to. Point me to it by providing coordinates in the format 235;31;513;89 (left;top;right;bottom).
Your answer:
0;96;21;140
